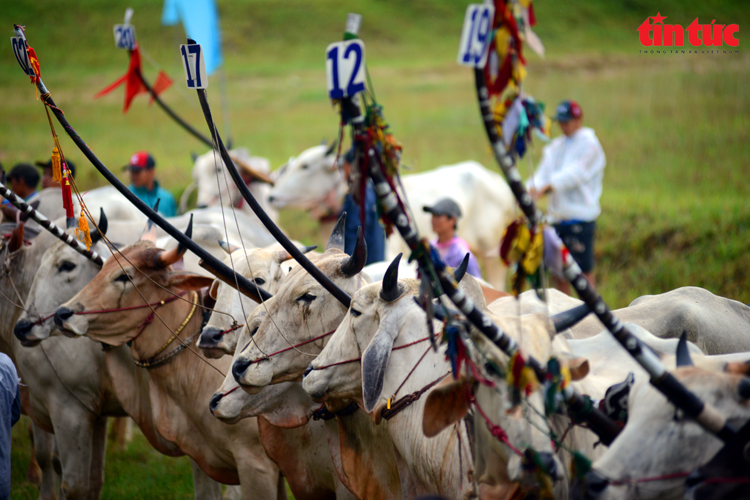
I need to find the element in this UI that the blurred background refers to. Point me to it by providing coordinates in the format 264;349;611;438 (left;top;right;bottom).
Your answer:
2;1;748;497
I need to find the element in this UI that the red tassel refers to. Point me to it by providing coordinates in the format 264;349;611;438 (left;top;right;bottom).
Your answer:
62;166;74;219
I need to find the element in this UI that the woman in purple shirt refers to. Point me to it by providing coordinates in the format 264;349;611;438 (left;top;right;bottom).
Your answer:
423;197;482;278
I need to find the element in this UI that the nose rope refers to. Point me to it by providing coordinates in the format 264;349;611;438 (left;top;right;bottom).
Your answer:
212;323;245;338
246;329;337;365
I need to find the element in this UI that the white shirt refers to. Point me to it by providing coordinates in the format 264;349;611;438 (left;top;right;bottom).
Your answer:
527;127;606;223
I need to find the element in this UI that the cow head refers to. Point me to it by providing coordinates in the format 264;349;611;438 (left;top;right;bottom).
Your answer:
192;147;273;210
231;221;370;394
580;357;750;500
197;243;315;358
14;211;110;345
267;142;340;210
53;221;214;349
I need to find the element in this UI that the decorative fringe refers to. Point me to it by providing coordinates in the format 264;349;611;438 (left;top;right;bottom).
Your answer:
75;213;92;251
61;166;74;219
51;146;62;184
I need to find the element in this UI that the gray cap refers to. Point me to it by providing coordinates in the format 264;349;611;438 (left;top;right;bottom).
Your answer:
423;198;461;219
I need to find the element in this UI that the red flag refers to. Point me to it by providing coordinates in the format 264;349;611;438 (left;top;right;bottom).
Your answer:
148;70;173;105
94;46;148;113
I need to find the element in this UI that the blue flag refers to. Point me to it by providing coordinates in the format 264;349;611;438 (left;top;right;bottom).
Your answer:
162;0;223;75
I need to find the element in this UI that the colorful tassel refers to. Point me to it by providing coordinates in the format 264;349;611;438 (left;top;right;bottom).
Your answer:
51;146;62;184
61;166;74;220
75;213;92;251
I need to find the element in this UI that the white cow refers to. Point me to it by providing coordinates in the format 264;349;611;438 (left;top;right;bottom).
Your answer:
267;144;517;289
191;147;278;224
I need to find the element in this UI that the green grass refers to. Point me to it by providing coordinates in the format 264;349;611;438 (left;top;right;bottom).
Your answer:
3;0;750;497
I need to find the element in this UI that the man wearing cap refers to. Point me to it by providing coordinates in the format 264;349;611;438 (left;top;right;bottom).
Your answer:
36;158;75;189
527;99;606;293
124;151;177;217
423;197;482;278
1;163;40;220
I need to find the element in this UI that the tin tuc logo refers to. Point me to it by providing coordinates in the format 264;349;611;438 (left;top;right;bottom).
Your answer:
638;13;739;47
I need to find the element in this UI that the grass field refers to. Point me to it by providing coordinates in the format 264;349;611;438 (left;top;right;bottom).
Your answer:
2;0;749;497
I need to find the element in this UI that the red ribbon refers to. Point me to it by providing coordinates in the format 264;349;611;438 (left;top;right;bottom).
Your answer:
94;46;148;113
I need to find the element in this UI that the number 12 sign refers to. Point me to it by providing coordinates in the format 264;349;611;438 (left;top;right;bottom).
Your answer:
457;4;495;68
325;40;366;99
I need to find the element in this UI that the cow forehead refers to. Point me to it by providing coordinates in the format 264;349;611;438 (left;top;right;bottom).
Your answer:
291;145;328;167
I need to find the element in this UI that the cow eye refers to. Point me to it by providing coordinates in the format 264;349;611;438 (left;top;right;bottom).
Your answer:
114;273;131;283
253;277;266;286
251;326;259;336
215;167;222;174
58;261;76;272
350;309;362;318
296;293;316;303
300;164;308;170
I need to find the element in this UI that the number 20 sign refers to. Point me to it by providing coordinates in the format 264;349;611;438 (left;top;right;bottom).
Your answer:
457;4;495;68
325;40;366;99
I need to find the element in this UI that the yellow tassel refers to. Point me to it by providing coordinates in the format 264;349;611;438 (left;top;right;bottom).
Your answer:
51;146;62;184
75;213;92;251
387;398;391;410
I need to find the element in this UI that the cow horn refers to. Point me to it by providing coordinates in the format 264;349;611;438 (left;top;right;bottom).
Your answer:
275;245;317;263
325;138;338;157
327;212;346;252
738;378;750;400
380;253;403;302
340;227;367;277
190;151;198;162
140;199;161;243
7;223;25;252
453;253;470;283
159;215;193;267
676;331;694;367
89;208;108;245
551;304;592;333
218;240;240;255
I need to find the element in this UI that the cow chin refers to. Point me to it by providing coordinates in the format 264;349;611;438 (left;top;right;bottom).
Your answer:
238;363;273;394
59;316;89;338
301;370;330;403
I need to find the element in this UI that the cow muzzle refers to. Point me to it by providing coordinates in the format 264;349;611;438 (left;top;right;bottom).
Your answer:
579;469;609;499
13;319;42;347
232;357;272;394
53;306;87;337
197;327;228;359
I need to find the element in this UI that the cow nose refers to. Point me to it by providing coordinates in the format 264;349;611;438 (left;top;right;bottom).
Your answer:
268;195;276;203
232;358;251;384
209;393;222;414
196;203;208;209
303;364;314;379
201;327;223;344
54;307;74;327
14;319;33;340
583;470;609;499
531;451;559;481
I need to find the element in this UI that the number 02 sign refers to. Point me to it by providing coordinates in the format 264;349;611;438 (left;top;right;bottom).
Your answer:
10;36;35;77
325;40;366;99
457;4;495;68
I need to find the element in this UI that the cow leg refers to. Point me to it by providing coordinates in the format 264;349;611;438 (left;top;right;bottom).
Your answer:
31;421;58;500
189;458;221;500
53;411;99;499
236;457;283;500
86;416;108;500
107;417;132;451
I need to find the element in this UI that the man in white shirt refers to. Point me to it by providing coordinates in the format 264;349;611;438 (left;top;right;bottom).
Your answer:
527;100;606;294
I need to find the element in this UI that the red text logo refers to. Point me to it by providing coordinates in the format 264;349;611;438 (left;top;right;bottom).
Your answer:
638;13;739;47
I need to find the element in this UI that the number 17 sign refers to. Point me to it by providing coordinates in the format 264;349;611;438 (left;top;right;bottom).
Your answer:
325;40;366;99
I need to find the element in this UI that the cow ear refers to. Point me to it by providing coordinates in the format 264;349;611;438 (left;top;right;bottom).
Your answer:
556;352;590;381
209;280;221;300
725;360;750;376
7;223;25;252
166;272;216;291
422;376;471;437
361;320;399;413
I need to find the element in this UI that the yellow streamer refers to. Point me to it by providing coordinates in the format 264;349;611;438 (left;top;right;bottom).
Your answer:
75;212;92;251
51;146;62;184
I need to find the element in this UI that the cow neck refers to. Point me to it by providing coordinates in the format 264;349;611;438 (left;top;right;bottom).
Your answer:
128;290;199;367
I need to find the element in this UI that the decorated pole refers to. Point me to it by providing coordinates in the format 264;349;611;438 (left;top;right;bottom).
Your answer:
334;14;620;445
0;182;103;266
11;25;272;304
181;38;354;308
467;4;735;442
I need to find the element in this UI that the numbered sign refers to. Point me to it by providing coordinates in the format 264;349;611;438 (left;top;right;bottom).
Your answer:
457;4;495;67
113;24;137;50
325;40;366;99
10;36;35;77
180;43;208;89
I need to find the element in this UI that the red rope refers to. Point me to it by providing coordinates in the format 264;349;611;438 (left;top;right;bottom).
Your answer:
312;334;433;370
472;393;524;457
74;291;186;315
215;323;244;338
247;329;337;365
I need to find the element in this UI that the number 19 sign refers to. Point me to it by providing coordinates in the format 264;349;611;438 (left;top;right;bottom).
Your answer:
457;4;495;68
325;40;366;99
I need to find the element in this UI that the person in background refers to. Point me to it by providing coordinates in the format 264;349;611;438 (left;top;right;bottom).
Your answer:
338;147;385;264
36;158;76;189
527;99;606;294
123;151;177;217
0;352;21;499
1;163;40;220
423;197;482;278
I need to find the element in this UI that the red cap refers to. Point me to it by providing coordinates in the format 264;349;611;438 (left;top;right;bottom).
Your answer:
123;151;155;171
